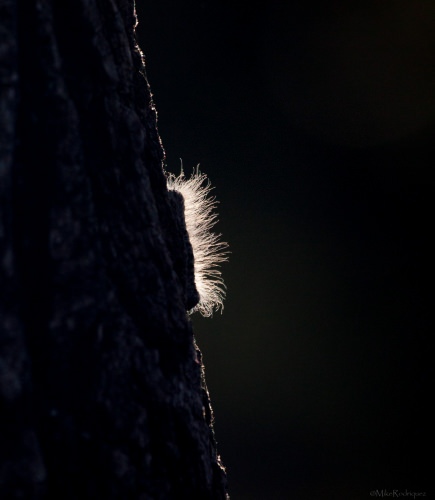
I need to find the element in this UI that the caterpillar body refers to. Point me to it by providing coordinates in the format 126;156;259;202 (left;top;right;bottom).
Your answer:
167;168;228;317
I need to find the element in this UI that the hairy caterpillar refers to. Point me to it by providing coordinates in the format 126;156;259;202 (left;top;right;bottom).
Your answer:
167;168;228;317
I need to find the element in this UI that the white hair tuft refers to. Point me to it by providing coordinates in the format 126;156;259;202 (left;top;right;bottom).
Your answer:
167;167;228;317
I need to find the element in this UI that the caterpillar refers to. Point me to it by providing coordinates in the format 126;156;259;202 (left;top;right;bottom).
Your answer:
167;167;228;317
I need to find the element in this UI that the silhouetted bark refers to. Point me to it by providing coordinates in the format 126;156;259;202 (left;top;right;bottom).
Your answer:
0;1;228;498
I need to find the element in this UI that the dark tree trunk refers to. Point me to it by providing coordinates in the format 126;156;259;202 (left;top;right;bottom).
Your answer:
0;1;228;498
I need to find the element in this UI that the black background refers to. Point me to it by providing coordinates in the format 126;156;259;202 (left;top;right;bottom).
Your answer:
136;1;433;498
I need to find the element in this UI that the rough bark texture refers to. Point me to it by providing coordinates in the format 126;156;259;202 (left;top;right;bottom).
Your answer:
0;0;228;498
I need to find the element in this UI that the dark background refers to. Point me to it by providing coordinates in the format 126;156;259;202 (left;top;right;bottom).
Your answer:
136;1;433;498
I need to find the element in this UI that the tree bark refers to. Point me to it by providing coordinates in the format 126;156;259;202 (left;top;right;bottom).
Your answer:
0;1;228;498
